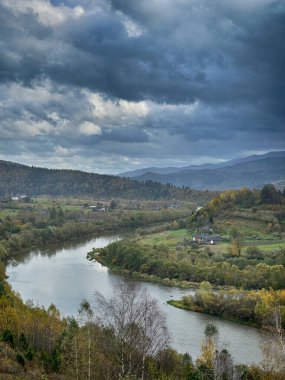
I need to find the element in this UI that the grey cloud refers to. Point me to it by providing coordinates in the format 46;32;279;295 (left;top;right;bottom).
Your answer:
101;127;149;143
1;1;284;107
0;5;52;85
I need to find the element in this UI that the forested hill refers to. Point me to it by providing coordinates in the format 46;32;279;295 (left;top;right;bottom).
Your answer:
0;160;215;203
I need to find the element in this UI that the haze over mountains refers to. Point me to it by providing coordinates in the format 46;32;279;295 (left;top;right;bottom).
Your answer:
120;152;285;190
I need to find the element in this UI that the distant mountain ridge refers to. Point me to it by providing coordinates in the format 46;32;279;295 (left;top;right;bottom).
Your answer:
120;152;285;190
119;151;285;178
0;160;215;203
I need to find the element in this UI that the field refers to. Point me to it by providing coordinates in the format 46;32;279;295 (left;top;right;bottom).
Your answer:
138;222;285;255
139;228;189;247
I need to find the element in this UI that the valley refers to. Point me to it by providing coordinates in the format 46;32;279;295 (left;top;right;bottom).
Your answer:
0;166;284;378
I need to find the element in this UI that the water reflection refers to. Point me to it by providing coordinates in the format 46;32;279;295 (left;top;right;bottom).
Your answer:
8;235;110;266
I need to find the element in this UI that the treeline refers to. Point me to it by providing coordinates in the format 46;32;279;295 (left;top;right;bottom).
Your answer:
187;185;285;228
0;277;284;379
0;205;191;260
208;185;285;213
170;282;285;328
0;160;215;203
0;271;65;376
91;239;285;290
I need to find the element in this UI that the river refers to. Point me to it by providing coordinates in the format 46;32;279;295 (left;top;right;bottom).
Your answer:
6;235;265;365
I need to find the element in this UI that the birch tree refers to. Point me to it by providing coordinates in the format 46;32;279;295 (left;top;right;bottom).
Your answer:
261;305;285;372
78;299;94;380
95;281;169;379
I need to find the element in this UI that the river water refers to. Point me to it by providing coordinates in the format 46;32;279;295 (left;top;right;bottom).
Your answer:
7;235;264;365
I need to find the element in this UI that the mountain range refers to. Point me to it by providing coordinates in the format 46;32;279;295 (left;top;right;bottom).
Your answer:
119;151;285;190
0;160;214;203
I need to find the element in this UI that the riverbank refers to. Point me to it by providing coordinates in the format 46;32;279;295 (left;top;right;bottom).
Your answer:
92;256;237;291
167;300;260;328
105;266;200;289
167;285;285;330
99;261;283;330
90;237;285;291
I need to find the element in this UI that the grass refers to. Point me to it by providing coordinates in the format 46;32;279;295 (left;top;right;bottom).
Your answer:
254;242;285;251
139;228;189;247
200;242;231;255
207;240;285;255
35;197;88;211
215;217;268;237
167;300;191;310
0;209;18;218
138;222;285;256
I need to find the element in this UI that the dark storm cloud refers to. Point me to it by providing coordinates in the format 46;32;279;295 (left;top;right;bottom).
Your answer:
0;5;52;85
1;0;283;105
107;0;285;104
0;0;284;172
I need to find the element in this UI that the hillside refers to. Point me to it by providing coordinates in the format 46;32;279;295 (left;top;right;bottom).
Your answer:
133;157;285;190
91;186;285;335
0;160;214;203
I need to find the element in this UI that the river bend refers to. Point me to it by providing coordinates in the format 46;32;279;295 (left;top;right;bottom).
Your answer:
7;235;264;364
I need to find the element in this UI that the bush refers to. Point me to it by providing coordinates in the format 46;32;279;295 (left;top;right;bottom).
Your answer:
16;353;25;367
2;330;14;347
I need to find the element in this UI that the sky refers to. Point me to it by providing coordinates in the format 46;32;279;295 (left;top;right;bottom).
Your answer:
0;0;284;174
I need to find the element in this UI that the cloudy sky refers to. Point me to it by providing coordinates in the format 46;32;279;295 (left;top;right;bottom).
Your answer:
0;0;284;174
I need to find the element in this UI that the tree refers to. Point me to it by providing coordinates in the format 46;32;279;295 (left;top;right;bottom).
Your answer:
62;317;80;379
229;237;241;257
0;244;8;260
261;305;285;373
204;323;218;339
96;281;169;379
246;247;262;260
235;188;257;208
260;184;282;204
109;200;117;210
78;299;94;380
197;323;219;371
230;227;239;239
276;249;285;267
50;206;57;220
0;261;6;283
214;349;235;380
195;282;214;310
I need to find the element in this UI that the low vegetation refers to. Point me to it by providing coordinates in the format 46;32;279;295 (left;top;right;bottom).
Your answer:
90;238;285;290
168;281;285;328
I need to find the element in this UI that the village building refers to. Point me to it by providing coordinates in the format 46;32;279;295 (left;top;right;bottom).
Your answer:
192;233;222;245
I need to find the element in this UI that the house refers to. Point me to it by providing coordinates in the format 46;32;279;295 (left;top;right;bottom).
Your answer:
167;204;180;209
11;194;28;201
89;206;106;212
192;233;222;245
207;235;222;245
